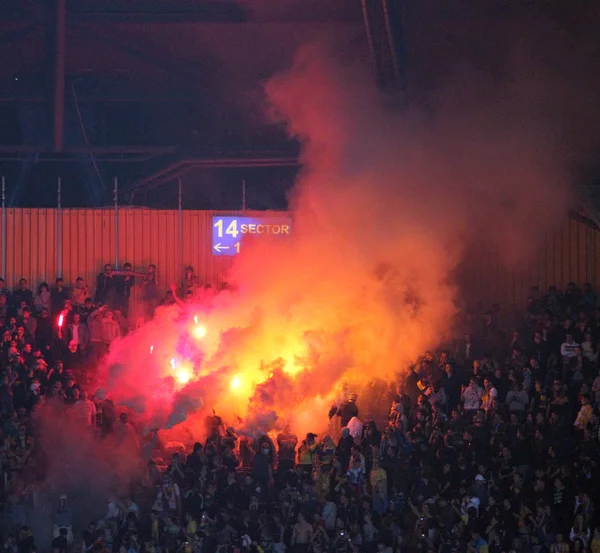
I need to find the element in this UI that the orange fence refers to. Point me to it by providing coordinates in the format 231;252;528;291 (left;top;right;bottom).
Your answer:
458;216;600;308
0;208;599;312
0;208;283;318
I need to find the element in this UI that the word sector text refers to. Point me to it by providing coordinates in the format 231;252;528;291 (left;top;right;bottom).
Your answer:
212;215;292;256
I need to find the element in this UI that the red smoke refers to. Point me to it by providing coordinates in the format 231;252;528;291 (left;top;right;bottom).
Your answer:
30;16;600;538
94;40;579;443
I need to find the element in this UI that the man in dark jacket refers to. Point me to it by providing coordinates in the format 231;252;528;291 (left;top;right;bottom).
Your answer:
51;278;71;316
95;264;117;308
337;393;359;427
13;279;33;310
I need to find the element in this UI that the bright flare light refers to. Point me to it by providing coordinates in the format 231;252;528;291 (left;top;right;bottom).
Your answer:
193;325;207;339
150;345;154;355
230;375;242;389
170;358;177;369
176;368;192;384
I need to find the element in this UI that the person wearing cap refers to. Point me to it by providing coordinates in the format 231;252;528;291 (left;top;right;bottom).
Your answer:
336;393;359;428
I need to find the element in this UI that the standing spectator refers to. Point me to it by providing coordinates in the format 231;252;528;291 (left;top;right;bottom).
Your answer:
561;333;580;360
87;306;120;356
62;313;89;356
35;308;53;353
113;309;129;336
80;298;95;321
12;279;33;310
336;393;359;427
182;266;199;297
96;264;118;309
574;394;593;432
480;377;498;412
71;391;97;427
297;433;318;474
34;282;52;314
100;310;120;348
0;294;8;322
116;263;137;317
443;363;462;411
71;277;89;309
461;377;482;417
277;424;298;474
51;278;70;316
0;277;13;307
141;264;159;320
21;309;36;345
455;333;479;367
505;380;529;419
252;441;274;495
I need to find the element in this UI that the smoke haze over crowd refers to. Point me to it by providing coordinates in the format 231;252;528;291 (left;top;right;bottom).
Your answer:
104;32;586;437
35;8;600;522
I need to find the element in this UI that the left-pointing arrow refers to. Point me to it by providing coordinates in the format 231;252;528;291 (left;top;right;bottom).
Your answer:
213;243;229;253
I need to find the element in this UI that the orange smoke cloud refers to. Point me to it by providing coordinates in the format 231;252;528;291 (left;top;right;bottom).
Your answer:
98;39;579;442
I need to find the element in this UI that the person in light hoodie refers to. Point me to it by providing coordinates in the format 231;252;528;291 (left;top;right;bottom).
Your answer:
461;377;482;418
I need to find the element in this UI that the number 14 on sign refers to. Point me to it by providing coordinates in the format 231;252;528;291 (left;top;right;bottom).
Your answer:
214;219;239;238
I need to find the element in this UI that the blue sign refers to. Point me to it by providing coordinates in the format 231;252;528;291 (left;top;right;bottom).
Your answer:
212;215;292;256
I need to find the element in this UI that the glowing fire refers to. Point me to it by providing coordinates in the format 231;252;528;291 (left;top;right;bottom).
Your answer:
230;375;242;389
150;345;154;354
193;324;207;339
176;368;192;384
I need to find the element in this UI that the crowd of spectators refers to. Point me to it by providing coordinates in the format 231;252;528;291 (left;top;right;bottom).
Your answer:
1;273;600;553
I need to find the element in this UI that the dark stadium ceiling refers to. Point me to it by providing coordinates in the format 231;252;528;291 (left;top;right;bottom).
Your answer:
0;0;597;206
0;0;373;200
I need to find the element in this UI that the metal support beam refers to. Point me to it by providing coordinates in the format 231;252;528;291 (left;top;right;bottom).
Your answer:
114;177;119;269
0;94;205;104
53;0;66;152
381;0;403;90
68;0;248;23
57;177;62;276
0;145;177;154
64;0;359;23
360;0;406;92
1;177;6;279
178;177;183;276
126;156;300;194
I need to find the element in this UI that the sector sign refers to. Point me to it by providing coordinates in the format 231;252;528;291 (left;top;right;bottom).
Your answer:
212;215;292;256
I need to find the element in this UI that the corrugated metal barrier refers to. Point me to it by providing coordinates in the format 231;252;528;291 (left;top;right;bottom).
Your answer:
0;208;599;314
0;208;281;319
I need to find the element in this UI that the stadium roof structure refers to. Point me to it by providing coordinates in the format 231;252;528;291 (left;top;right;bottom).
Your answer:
0;0;597;207
0;0;387;204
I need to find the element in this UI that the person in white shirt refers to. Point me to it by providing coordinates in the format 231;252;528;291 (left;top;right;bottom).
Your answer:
72;391;97;427
560;333;580;359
